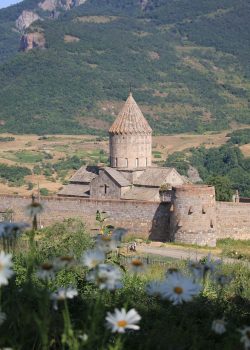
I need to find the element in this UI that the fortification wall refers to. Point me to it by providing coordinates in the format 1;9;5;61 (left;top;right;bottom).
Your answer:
216;202;250;239
0;195;170;241
0;194;250;244
170;185;217;247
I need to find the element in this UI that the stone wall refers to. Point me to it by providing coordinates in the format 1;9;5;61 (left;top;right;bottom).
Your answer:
0;194;250;244
0;195;170;241
216;202;250;239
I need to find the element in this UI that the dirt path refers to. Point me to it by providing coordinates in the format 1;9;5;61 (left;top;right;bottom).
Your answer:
137;245;250;267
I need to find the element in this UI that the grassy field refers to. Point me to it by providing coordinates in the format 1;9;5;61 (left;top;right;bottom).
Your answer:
0;134;109;195
0;219;250;349
0;127;249;195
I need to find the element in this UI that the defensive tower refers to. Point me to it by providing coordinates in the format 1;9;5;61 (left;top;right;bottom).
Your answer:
109;93;152;169
170;185;217;247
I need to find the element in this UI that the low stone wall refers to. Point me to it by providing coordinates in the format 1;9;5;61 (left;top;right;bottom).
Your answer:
0;194;170;241
216;202;250;240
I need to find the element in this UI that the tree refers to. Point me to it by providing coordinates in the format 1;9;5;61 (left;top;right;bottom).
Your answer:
206;175;233;202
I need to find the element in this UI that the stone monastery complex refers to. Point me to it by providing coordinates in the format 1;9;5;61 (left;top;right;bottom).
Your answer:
0;94;250;247
58;93;187;201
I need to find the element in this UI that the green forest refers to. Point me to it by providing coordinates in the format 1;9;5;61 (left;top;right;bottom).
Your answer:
0;0;249;134
227;129;250;145
166;143;250;199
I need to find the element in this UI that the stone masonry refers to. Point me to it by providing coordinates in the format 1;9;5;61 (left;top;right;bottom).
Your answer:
0;191;249;246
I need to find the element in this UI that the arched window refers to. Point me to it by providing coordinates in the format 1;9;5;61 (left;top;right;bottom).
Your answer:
135;158;139;167
125;158;128;167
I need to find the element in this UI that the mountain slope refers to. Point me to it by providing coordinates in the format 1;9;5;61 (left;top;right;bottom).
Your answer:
0;0;249;135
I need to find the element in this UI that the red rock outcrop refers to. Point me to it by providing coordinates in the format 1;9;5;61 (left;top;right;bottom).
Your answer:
20;32;46;51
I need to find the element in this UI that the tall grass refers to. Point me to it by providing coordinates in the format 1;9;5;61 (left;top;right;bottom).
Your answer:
0;219;249;349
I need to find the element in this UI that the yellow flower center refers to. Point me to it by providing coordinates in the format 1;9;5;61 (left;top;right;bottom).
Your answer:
174;286;183;294
117;320;127;328
101;236;111;242
32;202;41;208
131;259;143;267
41;263;53;271
97;276;108;283
60;256;74;262
168;268;179;274
91;259;99;267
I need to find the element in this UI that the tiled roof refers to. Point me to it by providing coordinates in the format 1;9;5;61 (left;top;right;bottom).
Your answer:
69;166;98;183
104;167;131;187
122;186;160;201
134;167;184;187
109;93;152;135
58;184;90;197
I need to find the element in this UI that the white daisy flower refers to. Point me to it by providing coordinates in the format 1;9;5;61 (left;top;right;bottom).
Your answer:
106;308;141;333
96;235;118;253
81;249;105;269
0;311;6;325
36;262;55;281
239;326;250;350
111;228;127;246
211;318;227;334
165;268;180;277
0;222;29;238
78;333;88;342
0;251;14;286
87;263;122;290
146;280;164;297
129;258;145;273
203;254;222;274
26;201;43;217
50;287;78;310
214;273;232;287
54;255;75;270
187;261;204;280
160;273;201;305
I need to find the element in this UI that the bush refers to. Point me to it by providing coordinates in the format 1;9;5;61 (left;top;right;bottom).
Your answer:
0;163;31;183
36;218;93;259
0;136;15;142
40;188;49;196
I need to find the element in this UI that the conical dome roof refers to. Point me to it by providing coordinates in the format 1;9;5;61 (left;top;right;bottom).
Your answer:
109;93;152;135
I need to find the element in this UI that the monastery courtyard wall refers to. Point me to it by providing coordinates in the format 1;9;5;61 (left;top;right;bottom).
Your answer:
0;194;249;243
0;194;170;241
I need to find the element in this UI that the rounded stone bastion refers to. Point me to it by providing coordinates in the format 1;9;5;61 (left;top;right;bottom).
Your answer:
170;185;217;247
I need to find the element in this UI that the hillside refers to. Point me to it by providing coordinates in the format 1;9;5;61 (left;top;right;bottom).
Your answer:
0;0;249;135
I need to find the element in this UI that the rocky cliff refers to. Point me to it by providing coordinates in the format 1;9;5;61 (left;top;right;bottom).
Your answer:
15;0;89;51
15;10;40;32
20;32;46;51
39;0;88;12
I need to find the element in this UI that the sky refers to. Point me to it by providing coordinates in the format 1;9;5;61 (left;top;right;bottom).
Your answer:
0;0;23;9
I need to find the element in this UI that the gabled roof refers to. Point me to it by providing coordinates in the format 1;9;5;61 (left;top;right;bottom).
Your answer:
134;167;185;187
58;184;90;197
104;167;131;187
109;93;152;135
69;166;98;184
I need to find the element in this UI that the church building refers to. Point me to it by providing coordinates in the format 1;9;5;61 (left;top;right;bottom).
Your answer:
58;93;187;201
